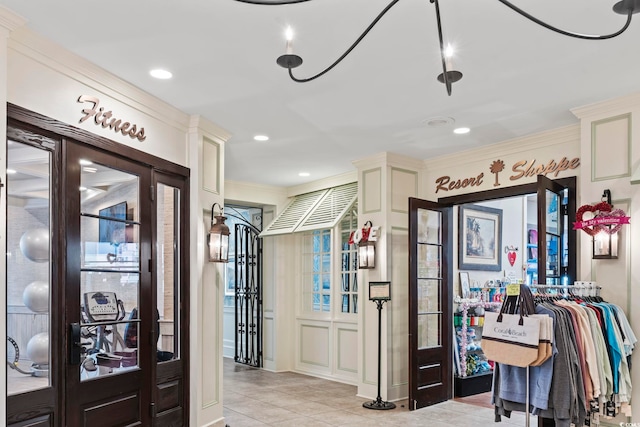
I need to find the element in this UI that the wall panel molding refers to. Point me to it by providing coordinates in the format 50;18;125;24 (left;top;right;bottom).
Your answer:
591;113;631;181
362;167;382;214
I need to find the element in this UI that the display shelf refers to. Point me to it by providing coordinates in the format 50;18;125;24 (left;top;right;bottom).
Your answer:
454;300;501;389
454;371;494;397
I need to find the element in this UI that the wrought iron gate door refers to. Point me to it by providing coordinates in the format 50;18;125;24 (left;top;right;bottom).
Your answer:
234;223;263;367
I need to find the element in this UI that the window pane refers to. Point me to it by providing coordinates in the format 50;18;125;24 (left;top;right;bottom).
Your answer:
342;295;349;313
6;141;51;395
418;313;441;349
322;274;330;291
79;162;139;381
156;183;179;362
418;279;440;313
322;254;330;272
322;295;330;312
322;232;330;252
418;209;441;244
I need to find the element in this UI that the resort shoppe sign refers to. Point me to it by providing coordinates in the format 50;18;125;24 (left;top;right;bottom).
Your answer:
77;95;147;142
434;157;580;193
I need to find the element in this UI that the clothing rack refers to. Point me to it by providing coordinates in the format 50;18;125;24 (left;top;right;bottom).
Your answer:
527;283;601;297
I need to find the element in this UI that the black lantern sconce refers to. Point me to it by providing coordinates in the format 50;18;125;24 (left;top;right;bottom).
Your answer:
208;202;230;263
357;221;379;270
593;189;619;260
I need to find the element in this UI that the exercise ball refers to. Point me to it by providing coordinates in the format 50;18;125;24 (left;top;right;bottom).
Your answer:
26;332;49;366
23;281;49;313
19;228;50;263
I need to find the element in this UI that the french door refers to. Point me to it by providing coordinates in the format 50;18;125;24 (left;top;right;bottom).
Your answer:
64;141;153;426
408;197;453;409
408;176;576;410
6;104;189;426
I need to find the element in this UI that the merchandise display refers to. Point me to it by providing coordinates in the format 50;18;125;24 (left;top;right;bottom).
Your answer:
454;299;501;396
489;284;636;426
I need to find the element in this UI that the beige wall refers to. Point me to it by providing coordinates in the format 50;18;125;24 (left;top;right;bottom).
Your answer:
0;11;231;427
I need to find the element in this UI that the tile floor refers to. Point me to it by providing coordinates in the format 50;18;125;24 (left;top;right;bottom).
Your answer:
223;358;534;426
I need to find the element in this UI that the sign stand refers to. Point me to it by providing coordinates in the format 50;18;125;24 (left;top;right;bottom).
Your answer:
363;282;396;410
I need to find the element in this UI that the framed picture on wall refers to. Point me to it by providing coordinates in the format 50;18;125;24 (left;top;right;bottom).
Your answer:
459;204;502;271
459;272;471;298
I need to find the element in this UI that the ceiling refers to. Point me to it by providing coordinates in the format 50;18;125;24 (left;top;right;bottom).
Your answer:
1;0;639;189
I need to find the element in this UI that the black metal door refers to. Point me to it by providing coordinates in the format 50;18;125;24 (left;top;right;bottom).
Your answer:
234;223;263;367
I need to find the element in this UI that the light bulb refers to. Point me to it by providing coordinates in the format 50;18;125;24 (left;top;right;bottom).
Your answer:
285;26;294;54
444;44;454;71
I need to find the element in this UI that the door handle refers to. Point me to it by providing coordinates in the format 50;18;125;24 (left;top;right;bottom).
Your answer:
69;323;82;365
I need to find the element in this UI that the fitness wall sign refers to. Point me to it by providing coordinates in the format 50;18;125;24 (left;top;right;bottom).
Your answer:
77;95;147;142
434;157;580;193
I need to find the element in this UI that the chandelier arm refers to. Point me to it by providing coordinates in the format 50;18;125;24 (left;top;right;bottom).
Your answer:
496;0;634;40
286;0;402;83
232;0;313;4
433;0;452;96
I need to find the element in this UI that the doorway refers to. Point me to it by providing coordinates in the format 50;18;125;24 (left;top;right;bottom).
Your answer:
5;105;190;426
222;205;263;367
408;176;576;409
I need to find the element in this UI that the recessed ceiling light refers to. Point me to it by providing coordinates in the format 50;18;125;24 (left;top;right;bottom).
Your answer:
6;168;16;174
79;186;87;191
299;172;310;177
454;127;470;134
423;116;455;127
150;69;173;79
79;159;93;166
254;135;269;142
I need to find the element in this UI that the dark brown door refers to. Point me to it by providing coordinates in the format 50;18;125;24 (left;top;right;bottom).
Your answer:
64;141;153;426
408;197;452;410
536;175;576;285
152;172;190;425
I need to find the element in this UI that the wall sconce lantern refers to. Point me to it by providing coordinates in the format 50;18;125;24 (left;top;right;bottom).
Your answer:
592;189;622;260
354;221;380;270
208;202;230;263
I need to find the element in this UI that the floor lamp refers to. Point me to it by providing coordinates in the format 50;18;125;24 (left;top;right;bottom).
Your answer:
363;281;396;410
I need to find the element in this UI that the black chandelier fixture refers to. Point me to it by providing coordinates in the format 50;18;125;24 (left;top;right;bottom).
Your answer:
234;0;639;95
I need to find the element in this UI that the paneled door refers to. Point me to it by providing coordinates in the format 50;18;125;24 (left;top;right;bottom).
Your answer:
408;197;452;410
64;141;153;426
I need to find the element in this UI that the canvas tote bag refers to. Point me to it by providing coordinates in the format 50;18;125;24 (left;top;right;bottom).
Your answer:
481;291;541;367
529;314;553;366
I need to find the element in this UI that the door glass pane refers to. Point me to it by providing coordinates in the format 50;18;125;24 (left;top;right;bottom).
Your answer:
546;190;559;234
6;141;52;394
418;244;441;279
546;234;560;285
418;209;441;244
79;162;139;380
418;313;441;348
416;207;443;350
156;183;179;362
418;279;440;312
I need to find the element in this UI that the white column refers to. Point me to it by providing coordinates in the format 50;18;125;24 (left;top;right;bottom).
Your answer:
187;115;230;426
353;152;423;402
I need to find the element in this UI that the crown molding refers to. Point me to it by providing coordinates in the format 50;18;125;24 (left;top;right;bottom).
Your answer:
8;26;192;132
423;124;580;171
352;151;425;171
571;92;640;120
0;6;26;32
189;115;231;143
